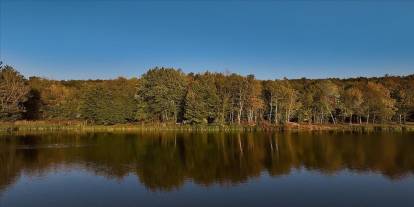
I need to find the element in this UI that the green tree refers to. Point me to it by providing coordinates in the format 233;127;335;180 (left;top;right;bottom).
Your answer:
80;78;137;124
227;74;249;124
136;67;188;122
213;73;232;125
184;73;220;124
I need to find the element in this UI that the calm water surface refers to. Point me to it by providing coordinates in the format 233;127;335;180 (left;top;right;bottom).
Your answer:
1;132;414;207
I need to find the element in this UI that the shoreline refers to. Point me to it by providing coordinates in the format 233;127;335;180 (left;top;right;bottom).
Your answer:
1;121;414;134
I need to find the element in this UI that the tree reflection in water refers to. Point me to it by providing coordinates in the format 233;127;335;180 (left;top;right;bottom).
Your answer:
1;132;414;192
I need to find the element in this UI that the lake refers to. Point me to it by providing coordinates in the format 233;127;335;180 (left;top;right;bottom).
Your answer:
1;132;414;207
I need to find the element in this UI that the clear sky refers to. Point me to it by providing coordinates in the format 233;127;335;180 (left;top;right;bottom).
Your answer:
1;0;413;80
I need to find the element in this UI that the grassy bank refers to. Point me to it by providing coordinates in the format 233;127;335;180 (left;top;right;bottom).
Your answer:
1;121;414;134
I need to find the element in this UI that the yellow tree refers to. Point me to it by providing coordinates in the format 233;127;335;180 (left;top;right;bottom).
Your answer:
0;65;30;120
341;86;363;124
395;79;414;123
245;76;264;124
278;79;298;123
363;82;395;123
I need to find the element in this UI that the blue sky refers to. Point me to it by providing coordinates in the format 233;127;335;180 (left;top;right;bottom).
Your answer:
1;0;413;80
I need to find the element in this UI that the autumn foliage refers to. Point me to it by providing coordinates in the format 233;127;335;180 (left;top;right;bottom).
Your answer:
1;64;413;125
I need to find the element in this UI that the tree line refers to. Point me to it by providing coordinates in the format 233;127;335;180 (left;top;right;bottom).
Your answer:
1;63;413;125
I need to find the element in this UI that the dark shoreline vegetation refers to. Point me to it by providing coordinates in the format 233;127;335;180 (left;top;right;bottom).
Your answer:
1;121;414;134
1;63;413;131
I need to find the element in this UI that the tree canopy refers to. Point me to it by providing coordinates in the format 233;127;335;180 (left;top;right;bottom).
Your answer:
1;64;413;125
0;65;30;120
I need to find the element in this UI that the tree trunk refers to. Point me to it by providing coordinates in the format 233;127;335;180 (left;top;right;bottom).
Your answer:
287;97;293;123
248;109;254;124
312;111;316;123
274;100;278;125
330;111;336;124
254;111;258;124
285;109;288;123
269;95;273;122
321;112;324;124
238;107;242;125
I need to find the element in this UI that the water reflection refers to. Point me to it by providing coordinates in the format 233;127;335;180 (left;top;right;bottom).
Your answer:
1;132;414;192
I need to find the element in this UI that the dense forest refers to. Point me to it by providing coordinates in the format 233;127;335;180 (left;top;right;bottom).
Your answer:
1;63;413;125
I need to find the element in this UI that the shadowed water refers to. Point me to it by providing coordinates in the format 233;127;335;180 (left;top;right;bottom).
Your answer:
1;132;414;206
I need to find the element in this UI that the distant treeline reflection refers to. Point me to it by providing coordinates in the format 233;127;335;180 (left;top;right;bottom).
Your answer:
1;132;414;192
